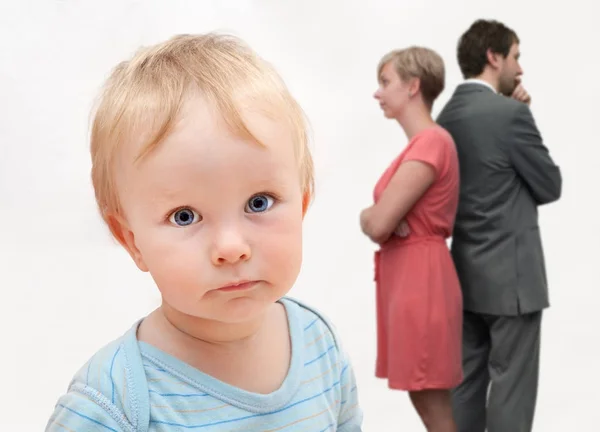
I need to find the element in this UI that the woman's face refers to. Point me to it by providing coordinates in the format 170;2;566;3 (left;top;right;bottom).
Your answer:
373;62;413;119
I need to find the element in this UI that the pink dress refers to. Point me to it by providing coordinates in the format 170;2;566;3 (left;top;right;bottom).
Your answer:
373;126;463;391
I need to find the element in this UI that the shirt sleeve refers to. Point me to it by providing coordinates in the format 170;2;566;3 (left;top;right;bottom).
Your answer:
46;387;131;432
336;345;363;431
402;130;447;178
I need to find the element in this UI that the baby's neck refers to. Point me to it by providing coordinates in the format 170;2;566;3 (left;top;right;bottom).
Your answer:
164;304;268;347
137;302;291;393
138;303;272;352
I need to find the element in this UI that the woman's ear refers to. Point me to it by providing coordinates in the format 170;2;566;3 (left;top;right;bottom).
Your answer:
408;77;421;98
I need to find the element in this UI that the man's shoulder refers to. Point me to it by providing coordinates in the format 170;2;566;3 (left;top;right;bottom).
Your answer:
443;85;523;115
491;92;527;114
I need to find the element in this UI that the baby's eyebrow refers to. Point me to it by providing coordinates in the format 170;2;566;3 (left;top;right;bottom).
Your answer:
143;185;197;209
153;187;187;200
246;175;286;190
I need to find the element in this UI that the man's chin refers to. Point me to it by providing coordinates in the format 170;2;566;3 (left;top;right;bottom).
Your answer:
499;84;516;97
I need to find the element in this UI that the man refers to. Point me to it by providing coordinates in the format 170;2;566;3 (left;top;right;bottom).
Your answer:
436;19;562;432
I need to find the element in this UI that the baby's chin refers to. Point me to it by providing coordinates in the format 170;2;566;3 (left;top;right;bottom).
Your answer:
211;294;279;319
172;290;284;322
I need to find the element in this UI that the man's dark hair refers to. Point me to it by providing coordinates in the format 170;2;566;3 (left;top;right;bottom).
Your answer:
457;19;519;79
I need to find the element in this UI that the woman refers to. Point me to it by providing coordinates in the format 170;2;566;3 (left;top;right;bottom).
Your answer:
360;47;463;432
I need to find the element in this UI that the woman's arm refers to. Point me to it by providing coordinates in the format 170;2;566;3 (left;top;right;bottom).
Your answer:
360;160;435;243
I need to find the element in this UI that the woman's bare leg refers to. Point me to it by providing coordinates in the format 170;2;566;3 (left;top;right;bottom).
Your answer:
409;389;457;432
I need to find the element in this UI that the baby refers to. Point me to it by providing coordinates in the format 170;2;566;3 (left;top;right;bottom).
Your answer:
45;34;362;431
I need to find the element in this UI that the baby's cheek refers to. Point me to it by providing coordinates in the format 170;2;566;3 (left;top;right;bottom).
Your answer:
147;247;203;291
261;220;303;283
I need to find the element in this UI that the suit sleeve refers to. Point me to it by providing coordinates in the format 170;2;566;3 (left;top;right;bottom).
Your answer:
508;103;562;204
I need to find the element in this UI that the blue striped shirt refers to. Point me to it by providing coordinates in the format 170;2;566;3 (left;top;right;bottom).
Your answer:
45;297;363;431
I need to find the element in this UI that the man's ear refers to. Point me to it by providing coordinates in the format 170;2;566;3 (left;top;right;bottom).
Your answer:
301;192;311;218
486;48;502;69
106;213;149;272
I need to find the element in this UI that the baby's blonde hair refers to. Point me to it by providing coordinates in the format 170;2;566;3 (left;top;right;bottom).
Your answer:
377;46;445;107
90;33;314;237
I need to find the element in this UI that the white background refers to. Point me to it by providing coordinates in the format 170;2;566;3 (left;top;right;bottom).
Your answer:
1;0;598;430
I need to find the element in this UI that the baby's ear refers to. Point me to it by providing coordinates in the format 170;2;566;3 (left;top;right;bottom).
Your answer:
302;192;311;218
107;213;149;272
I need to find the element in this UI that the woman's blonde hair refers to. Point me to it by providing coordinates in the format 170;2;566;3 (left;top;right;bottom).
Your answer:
377;46;445;107
90;33;314;237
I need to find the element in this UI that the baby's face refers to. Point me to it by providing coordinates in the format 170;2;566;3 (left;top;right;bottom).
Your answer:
115;96;304;324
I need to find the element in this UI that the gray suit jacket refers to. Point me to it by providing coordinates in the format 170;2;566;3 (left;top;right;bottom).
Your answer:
436;83;561;316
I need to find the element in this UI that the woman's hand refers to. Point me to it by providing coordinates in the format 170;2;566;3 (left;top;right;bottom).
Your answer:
394;220;410;237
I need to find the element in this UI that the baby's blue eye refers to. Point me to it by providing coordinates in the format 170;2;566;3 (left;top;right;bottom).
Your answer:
246;194;274;213
169;208;200;226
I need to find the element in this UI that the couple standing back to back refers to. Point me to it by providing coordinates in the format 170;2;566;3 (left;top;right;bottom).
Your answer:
360;18;562;432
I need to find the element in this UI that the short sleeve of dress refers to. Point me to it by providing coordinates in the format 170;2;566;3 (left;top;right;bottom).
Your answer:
402;128;449;178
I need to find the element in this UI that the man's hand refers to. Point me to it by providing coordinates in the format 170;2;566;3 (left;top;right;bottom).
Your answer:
394;220;410;237
511;83;531;105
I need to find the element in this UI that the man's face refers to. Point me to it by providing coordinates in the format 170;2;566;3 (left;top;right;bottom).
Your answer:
498;42;523;96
